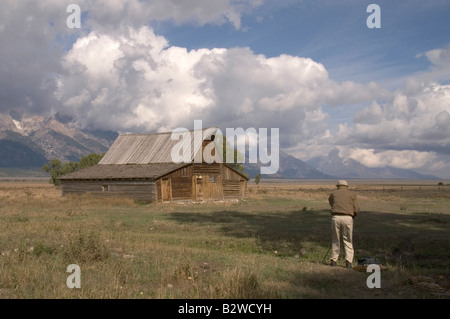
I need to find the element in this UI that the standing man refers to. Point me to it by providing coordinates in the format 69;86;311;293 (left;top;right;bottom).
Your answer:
328;180;360;268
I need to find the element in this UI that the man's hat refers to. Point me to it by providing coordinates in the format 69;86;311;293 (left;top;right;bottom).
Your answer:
337;180;348;187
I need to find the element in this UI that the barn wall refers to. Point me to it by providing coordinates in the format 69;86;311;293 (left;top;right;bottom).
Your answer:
156;163;247;202
192;163;221;175
222;165;246;180
156;179;162;202
221;165;247;199
189;164;248;201
61;180;157;202
191;163;223;201
160;165;193;202
203;175;223;201
67;164;249;203
222;180;241;199
171;177;192;201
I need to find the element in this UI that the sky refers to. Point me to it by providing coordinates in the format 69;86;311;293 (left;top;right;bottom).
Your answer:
1;0;450;177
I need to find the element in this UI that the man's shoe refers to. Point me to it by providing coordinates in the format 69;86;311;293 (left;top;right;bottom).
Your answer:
330;260;337;267
345;261;352;269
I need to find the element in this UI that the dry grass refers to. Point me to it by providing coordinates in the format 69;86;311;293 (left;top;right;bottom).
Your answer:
0;180;449;299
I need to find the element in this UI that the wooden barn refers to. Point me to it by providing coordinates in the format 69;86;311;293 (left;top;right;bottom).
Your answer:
59;127;248;202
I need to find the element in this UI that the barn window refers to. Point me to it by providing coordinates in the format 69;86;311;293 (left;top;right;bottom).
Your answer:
182;167;188;177
102;185;109;192
209;175;218;183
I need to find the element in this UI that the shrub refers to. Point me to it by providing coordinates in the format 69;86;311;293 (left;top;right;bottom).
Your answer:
64;231;109;264
33;242;56;256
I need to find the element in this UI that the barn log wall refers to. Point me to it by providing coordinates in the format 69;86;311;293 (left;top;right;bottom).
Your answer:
61;163;247;203
202;175;223;201
221;165;247;199
192;163;221;175
170;177;192;201
156;179;162;202
155;163;247;202
62;180;157;202
159;166;192;202
192;163;224;201
222;180;241;199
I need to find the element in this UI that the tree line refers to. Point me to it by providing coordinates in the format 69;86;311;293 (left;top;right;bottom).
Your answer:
41;153;105;186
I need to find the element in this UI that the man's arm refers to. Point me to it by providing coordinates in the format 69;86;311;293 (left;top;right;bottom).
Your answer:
353;195;360;217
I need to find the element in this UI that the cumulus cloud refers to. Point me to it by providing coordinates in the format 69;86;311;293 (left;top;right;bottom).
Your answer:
308;47;450;177
57;26;216;131
0;0;262;117
55;18;449;177
412;44;450;86
0;0;398;143
353;101;383;125
0;1;67;116
426;47;450;67
288;44;450;177
346;148;435;170
423;45;450;81
56;24;383;153
335;82;450;154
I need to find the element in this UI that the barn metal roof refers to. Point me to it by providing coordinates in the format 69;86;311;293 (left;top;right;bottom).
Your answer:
59;163;188;180
98;127;220;165
56;127;249;181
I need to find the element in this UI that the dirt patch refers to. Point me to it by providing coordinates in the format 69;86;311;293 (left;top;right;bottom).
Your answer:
408;275;450;298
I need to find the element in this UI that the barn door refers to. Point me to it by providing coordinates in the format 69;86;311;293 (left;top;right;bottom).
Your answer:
195;177;203;201
240;180;246;198
161;178;172;202
207;175;221;201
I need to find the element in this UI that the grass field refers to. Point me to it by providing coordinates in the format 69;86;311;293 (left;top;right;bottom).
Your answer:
0;179;448;299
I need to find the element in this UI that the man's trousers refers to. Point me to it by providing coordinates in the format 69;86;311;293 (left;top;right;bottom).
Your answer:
330;215;354;263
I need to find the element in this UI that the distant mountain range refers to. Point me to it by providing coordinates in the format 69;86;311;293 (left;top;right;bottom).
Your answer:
0;112;439;179
243;150;335;179
243;149;438;180
0;112;117;169
305;149;439;180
